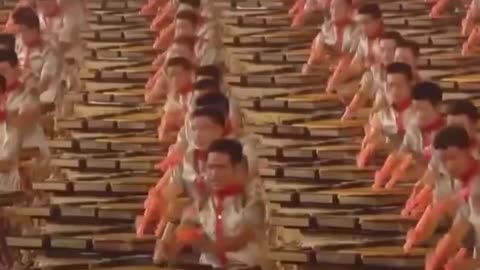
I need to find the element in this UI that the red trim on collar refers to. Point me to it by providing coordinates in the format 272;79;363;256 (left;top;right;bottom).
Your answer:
393;98;412;113
392;98;412;133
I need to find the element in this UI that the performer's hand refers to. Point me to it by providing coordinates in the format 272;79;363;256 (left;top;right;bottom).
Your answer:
166;198;192;221
445;249;470;270
325;78;335;94
302;63;313;74
341;106;354;122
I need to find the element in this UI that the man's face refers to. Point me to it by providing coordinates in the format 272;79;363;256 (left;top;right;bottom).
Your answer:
166;65;192;91
17;25;39;46
439;146;472;178
378;38;396;65
37;0;58;15
356;14;380;37
386;73;411;104
394;48;416;69
206;152;236;190
447;115;474;137
330;0;349;22
412;100;437;128
190;116;223;150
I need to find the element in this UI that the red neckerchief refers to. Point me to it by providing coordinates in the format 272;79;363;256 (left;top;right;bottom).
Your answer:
420;117;445;161
392;98;412;133
214;184;244;266
365;23;384;66
24;36;43;70
194;149;208;194
459;159;479;188
0;80;21;122
334;18;353;51
178;81;193;96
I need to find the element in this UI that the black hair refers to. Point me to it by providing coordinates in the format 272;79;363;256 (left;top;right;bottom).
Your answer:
178;0;201;8
196;65;220;81
207;139;244;165
433;126;470;150
0;33;16;51
0;50;19;67
344;0;353;5
195;92;229;114
381;31;404;44
194;78;219;92
386;62;413;81
0;74;6;92
176;9;198;25
190;106;226;127
12;6;40;30
412;81;443;106
447;99;479;122
357;3;382;19
397;39;420;58
165;57;192;70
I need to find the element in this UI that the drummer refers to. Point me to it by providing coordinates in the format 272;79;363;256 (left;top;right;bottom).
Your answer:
0;49;50;267
12;7;63;106
356;62;415;168
168;139;268;270
420;126;480;270
341;31;403;120
152;106;230;262
302;0;360;74
394;39;422;83
326;3;384;93
403;99;480;250
372;81;444;190
153;3;199;51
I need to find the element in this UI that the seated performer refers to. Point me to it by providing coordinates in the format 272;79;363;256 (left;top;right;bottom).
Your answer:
168;139;267;270
403;99;479;251
394;39;421;83
420;126;480;270
147;38;195;91
12;7;63;110
302;0;359;74
342;31;403;120
0;49;49;190
372;81;444;190
148;57;193;142
356;62;415;168
150;106;230;263
36;0;87;95
153;4;198;50
326;3;384;94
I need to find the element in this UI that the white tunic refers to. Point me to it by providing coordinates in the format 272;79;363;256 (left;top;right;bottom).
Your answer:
0;83;49;191
198;195;266;269
15;38;63;104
